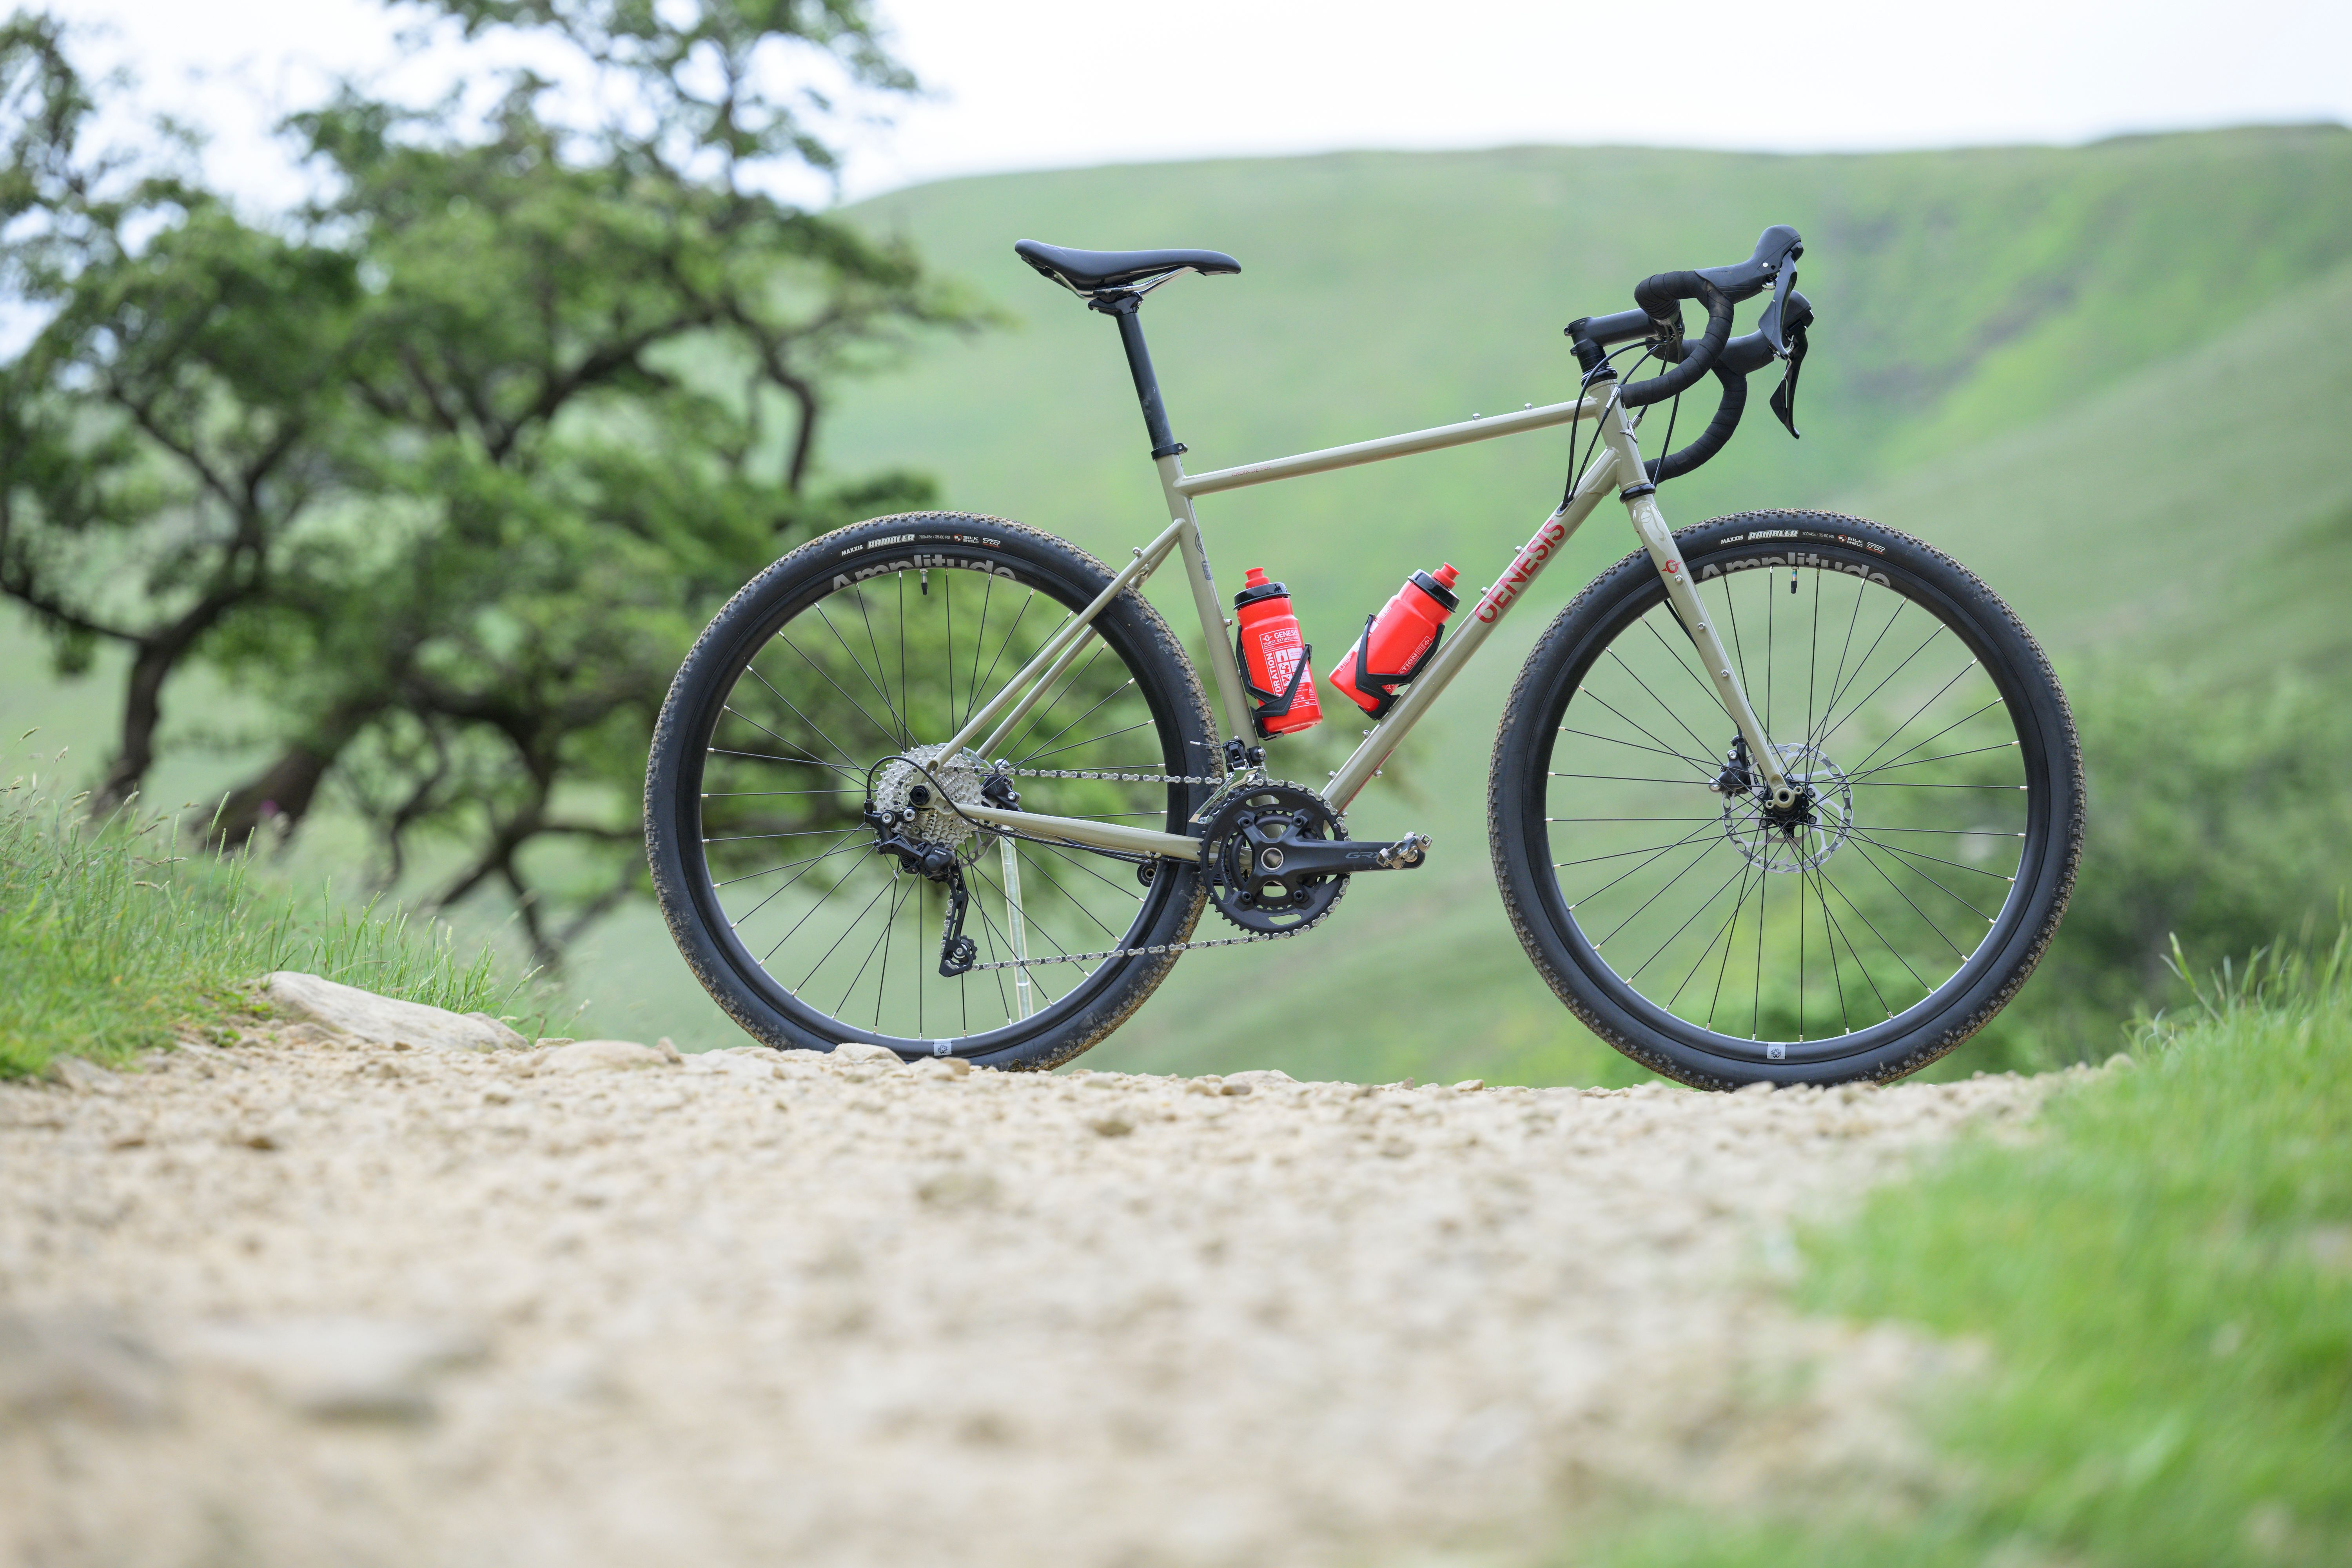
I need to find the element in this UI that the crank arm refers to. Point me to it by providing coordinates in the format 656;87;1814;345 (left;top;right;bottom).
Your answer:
1255;832;1430;878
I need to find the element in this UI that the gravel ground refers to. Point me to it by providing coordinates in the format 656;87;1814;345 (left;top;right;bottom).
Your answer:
0;1023;2073;1568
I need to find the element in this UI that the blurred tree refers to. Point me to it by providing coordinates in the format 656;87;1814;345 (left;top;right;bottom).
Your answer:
0;2;972;961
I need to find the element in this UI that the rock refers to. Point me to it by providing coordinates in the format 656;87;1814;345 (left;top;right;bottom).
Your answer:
43;1055;120;1094
1453;1080;1486;1093
265;971;522;1054
682;1051;779;1080
538;1040;671;1074
831;1042;904;1067
181;1315;485;1422
1222;1069;1296;1090
0;1311;169;1425
464;1012;530;1050
2104;1052;2136;1071
1087;1114;1136;1138
913;1056;972;1079
656;1036;684;1063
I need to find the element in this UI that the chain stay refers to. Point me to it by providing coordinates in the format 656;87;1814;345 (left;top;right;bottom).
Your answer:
964;761;1318;970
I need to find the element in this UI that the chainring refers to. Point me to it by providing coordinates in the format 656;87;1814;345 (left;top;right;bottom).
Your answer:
1200;780;1350;935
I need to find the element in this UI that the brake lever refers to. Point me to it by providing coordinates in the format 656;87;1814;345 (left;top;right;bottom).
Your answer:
1769;319;1808;439
1756;255;1799;356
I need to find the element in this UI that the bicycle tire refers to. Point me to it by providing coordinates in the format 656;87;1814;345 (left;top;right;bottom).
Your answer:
646;512;1216;1070
1488;511;2082;1088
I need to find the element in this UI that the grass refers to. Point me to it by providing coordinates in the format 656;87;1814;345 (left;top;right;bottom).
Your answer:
1586;934;2352;1568
0;778;540;1077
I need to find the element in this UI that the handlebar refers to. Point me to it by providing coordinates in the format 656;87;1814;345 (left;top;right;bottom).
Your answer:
1564;224;1812;481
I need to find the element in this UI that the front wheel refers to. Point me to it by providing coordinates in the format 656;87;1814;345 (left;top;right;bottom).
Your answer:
1489;511;2082;1088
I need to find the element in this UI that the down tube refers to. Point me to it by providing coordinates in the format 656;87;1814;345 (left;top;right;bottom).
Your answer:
1325;449;1620;811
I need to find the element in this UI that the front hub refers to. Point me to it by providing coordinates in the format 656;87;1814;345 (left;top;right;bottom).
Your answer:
1723;740;1853;874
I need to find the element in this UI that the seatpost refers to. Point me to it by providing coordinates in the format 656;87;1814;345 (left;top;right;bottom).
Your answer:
1092;293;1185;459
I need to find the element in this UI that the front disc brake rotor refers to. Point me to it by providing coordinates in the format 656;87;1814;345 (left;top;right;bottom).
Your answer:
1201;780;1349;934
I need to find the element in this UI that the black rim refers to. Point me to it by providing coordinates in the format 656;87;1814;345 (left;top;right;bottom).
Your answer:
1526;535;2054;1066
669;535;1202;1051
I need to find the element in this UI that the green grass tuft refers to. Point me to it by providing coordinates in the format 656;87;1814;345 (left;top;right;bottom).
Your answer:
0;785;538;1076
1588;935;2352;1567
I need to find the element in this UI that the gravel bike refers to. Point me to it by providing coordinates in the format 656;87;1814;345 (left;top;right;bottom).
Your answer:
645;226;2083;1086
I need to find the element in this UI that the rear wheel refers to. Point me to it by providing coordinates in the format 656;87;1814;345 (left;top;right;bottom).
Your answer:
646;513;1217;1070
1489;511;2082;1087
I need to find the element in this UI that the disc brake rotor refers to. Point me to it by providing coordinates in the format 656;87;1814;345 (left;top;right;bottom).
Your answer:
1724;740;1853;874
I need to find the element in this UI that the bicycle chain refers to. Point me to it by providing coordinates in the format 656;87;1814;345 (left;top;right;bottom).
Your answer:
958;763;1324;971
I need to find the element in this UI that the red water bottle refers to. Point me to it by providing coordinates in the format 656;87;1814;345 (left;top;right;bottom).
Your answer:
1330;563;1460;718
1233;567;1322;736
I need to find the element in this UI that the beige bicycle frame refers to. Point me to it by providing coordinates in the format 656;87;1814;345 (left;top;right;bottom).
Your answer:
951;384;1791;862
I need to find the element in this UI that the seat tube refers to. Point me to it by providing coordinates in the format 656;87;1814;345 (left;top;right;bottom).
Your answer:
1156;455;1257;744
1595;397;1793;798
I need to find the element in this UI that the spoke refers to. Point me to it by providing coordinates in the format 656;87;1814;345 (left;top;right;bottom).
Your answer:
1853;781;2026;789
1555;726;1710;766
703;788;863;798
799;878;896;992
763;871;857;966
967;589;1042;732
1022;721;1157;764
1805;566;1822;760
1550;772;1718;786
777;633;900;751
1554;836;1733;871
1811;864;1889;1023
1589;837;1722;949
1641;615;1731;716
1808;597;1907;754
1845;657;1982;773
818;600;911;746
1813;629;1945;752
1604;645;1720;765
716;838;864;902
1842;838;1971;960
845;875;911;1023
1816;865;1933;993
1581;689;1717;773
1566;820;1724;908
1549;815;1724;823
738;664;871;769
1016;675;1138;766
706;746;868;779
1844;829;1999;920
1671;859;1753;1008
720;699;857;773
1042;842;1148;904
1702;859;1757;1031
1840;835;2017;880
1022;855;1129;942
1844;730;2014;780
1630;858;1750;982
1813;571;1870;755
963;572;996;729
703;828;860;844
1002;641;1113;760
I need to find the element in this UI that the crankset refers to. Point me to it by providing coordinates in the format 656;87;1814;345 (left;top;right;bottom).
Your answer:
1200;780;1429;935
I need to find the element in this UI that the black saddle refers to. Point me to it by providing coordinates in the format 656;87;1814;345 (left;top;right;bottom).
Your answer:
1014;239;1240;295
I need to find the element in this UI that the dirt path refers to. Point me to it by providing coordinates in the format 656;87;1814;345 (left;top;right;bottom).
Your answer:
0;1028;2071;1567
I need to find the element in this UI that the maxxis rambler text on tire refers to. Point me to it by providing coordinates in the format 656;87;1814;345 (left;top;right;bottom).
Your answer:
1488;511;2083;1089
645;513;1215;1071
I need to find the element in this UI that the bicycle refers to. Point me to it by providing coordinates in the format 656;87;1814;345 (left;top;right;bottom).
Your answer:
645;225;2083;1087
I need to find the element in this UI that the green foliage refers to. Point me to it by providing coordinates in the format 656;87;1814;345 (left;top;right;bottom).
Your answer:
0;2;971;961
1969;666;2352;1069
0;780;533;1076
1585;936;2352;1568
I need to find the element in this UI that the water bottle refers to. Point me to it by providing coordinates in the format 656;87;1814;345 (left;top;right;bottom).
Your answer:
1330;563;1459;718
1233;567;1322;736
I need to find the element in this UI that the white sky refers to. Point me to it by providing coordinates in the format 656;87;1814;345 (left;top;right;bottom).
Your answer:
43;0;2352;209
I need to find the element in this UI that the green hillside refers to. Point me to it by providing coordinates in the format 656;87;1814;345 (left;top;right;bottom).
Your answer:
7;127;2351;1078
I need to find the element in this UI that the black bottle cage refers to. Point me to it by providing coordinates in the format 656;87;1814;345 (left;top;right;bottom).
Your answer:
1342;615;1444;720
1238;630;1313;737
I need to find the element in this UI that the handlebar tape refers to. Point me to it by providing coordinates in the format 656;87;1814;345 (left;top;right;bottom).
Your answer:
1615;274;1734;408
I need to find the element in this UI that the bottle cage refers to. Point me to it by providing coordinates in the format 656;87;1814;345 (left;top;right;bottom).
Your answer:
1237;629;1313;738
1342;615;1445;720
